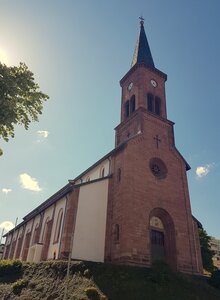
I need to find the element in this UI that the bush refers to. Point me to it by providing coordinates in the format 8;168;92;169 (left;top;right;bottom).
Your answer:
85;286;100;299
0;260;22;276
149;260;172;285
12;278;28;295
209;269;220;290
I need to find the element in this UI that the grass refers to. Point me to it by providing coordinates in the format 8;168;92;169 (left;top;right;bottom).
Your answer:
0;260;220;299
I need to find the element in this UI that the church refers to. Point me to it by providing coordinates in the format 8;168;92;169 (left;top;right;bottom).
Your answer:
3;20;203;274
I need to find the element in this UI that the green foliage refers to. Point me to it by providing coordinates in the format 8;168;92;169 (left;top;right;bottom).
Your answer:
1;261;220;300
149;260;172;285
0;62;49;154
12;278;28;295
0;259;22;276
199;228;215;273
209;270;220;290
84;286;100;300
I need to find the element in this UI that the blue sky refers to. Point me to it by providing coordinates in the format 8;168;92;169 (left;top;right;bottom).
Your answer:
0;0;220;241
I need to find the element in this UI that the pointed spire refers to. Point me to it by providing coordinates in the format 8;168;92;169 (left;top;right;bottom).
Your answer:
131;17;155;68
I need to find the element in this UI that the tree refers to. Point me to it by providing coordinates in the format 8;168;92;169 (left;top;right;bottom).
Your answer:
0;62;49;155
209;269;220;289
199;228;215;273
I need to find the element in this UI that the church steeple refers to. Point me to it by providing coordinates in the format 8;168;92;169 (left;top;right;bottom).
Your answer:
116;19;168;146
131;17;155;68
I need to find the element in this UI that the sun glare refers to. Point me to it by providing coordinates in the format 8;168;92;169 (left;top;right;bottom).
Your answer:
0;48;9;65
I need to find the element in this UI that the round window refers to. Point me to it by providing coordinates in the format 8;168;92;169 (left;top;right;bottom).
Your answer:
149;158;167;179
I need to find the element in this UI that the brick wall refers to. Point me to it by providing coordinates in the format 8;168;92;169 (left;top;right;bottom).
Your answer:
106;107;202;274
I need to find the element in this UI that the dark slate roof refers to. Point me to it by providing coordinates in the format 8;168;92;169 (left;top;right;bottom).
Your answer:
3;183;73;237
131;21;155;68
23;183;73;221
192;215;203;229
70;142;126;183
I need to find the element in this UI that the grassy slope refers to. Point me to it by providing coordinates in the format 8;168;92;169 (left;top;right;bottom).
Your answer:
0;260;220;300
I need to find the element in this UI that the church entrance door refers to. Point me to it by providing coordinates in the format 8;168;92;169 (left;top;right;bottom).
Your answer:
149;209;177;270
150;229;165;262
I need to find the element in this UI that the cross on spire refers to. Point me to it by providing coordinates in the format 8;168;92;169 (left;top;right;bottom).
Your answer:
131;16;155;68
139;16;145;25
154;135;161;148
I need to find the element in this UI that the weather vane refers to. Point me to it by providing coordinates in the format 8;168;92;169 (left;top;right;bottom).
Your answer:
139;16;145;25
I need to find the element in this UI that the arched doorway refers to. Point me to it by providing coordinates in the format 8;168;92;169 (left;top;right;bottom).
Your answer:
150;216;165;262
149;208;177;270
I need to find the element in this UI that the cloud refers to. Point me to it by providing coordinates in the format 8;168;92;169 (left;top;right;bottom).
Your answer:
37;130;49;139
2;188;12;194
0;221;14;231
196;164;214;178
19;173;42;192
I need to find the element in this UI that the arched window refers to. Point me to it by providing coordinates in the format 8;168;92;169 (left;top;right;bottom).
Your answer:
42;217;49;244
100;167;105;178
54;209;63;243
150;216;164;230
147;94;161;116
130;95;136;113
117;168;121;182
125;100;130;118
32;223;39;245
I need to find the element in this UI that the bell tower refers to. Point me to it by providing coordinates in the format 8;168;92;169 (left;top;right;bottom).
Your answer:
106;19;203;275
115;19;168;146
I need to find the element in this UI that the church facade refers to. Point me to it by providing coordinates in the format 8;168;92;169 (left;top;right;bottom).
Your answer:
3;20;203;274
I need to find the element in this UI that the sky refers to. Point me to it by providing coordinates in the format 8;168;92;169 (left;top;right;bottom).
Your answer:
0;0;220;242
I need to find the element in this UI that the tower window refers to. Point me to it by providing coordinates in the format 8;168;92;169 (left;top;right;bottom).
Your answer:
130;95;136;113
155;97;161;115
147;93;154;112
125;100;130;117
147;94;161;116
125;95;136;118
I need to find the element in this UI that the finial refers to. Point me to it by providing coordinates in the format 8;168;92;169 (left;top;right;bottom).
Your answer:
139;16;144;26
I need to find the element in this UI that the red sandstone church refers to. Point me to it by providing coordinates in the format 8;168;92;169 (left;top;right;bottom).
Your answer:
3;20;203;274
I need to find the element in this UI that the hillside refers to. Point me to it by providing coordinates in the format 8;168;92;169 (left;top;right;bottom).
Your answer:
0;260;220;300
